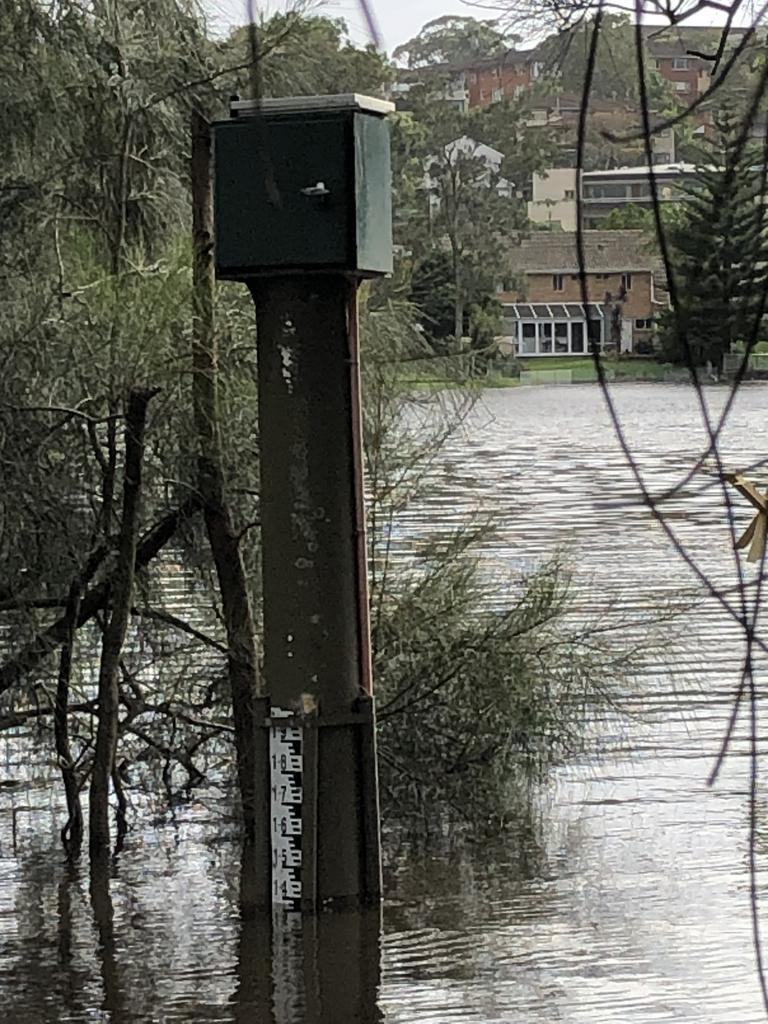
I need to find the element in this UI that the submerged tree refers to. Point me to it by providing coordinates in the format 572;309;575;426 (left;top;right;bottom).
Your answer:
0;0;648;856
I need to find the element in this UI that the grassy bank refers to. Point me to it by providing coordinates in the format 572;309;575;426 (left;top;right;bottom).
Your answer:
401;357;695;389
490;357;692;387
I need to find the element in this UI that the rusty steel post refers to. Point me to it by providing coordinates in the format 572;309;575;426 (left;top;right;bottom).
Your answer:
249;275;382;909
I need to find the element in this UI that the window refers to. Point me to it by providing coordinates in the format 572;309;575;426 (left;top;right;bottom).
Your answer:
571;322;585;353
622;273;633;291
554;322;569;353
584;183;628;199
674;80;691;93
635;318;653;330
672;57;690;69
552;274;564;291
654;152;671;164
538;322;553;353
654;59;661;69
520;322;536;354
470;72;478;84
564;189;575;199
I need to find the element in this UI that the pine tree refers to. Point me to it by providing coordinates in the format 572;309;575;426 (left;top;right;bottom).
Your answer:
661;113;768;367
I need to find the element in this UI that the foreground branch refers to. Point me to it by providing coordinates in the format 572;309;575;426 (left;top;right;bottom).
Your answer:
0;497;202;696
192;112;264;841
90;387;158;858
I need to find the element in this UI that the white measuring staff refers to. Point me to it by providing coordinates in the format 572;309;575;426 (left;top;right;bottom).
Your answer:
270;708;303;908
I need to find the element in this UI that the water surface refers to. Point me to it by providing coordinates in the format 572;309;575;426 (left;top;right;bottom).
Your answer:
1;383;766;1022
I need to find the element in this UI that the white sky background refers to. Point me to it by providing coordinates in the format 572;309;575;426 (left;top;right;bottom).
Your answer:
205;0;742;53
205;0;488;51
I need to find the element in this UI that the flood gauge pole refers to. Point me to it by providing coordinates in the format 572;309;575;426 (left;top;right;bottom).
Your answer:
213;94;393;910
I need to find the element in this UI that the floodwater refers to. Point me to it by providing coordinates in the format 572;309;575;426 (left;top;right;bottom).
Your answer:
2;382;768;1022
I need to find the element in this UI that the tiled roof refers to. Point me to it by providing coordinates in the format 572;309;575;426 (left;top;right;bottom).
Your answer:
642;24;756;58
526;91;631;114
508;231;657;273
467;48;540;70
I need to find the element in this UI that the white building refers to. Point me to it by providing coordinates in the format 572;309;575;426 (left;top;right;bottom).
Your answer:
527;168;578;231
424;136;513;212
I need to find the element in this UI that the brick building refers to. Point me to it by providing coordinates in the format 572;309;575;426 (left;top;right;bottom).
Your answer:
392;24;761;114
466;50;542;107
498;231;664;355
643;25;757;102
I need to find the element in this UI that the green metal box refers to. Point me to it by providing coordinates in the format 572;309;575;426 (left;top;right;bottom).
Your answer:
214;94;394;279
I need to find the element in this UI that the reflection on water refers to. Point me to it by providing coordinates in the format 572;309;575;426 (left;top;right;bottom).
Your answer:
2;383;768;1021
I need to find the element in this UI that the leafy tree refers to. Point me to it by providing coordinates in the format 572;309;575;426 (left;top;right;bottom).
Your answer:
394;97;557;343
601;203;683;231
392;15;515;68
425;134;522;341
223;14;391;98
409;251;458;343
660;114;768;367
537;12;667;104
601;205;655;229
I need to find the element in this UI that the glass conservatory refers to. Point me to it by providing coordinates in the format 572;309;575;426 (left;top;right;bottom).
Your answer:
501;302;605;356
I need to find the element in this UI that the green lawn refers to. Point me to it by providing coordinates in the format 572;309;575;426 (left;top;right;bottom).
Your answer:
513;357;691;383
402;357;693;389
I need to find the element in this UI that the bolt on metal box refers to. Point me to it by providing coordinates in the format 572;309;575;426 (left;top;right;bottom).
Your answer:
213;94;394;279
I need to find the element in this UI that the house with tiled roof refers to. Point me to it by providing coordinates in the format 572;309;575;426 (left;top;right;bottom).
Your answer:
498;230;665;356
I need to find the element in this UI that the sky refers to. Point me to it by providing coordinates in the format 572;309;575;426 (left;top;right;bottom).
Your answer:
206;0;488;52
206;0;736;53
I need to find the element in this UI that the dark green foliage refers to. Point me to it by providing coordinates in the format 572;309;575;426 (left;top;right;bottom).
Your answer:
601;205;655;230
659;114;768;367
373;540;628;831
409;251;460;343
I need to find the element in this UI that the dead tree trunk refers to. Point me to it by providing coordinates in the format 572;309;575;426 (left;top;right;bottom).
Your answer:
89;387;156;859
191;111;266;843
55;581;83;853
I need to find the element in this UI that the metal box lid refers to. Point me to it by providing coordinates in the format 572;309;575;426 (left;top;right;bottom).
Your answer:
229;94;395;119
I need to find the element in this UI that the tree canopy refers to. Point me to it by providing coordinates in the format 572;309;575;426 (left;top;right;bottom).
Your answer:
660;113;768;366
392;15;516;68
391;95;557;342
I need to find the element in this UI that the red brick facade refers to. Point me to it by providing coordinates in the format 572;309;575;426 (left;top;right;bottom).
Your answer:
507;271;653;320
467;58;536;108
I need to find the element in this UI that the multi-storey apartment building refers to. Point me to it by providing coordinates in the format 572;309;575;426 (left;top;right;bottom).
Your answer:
465;50;543;106
581;164;695;228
